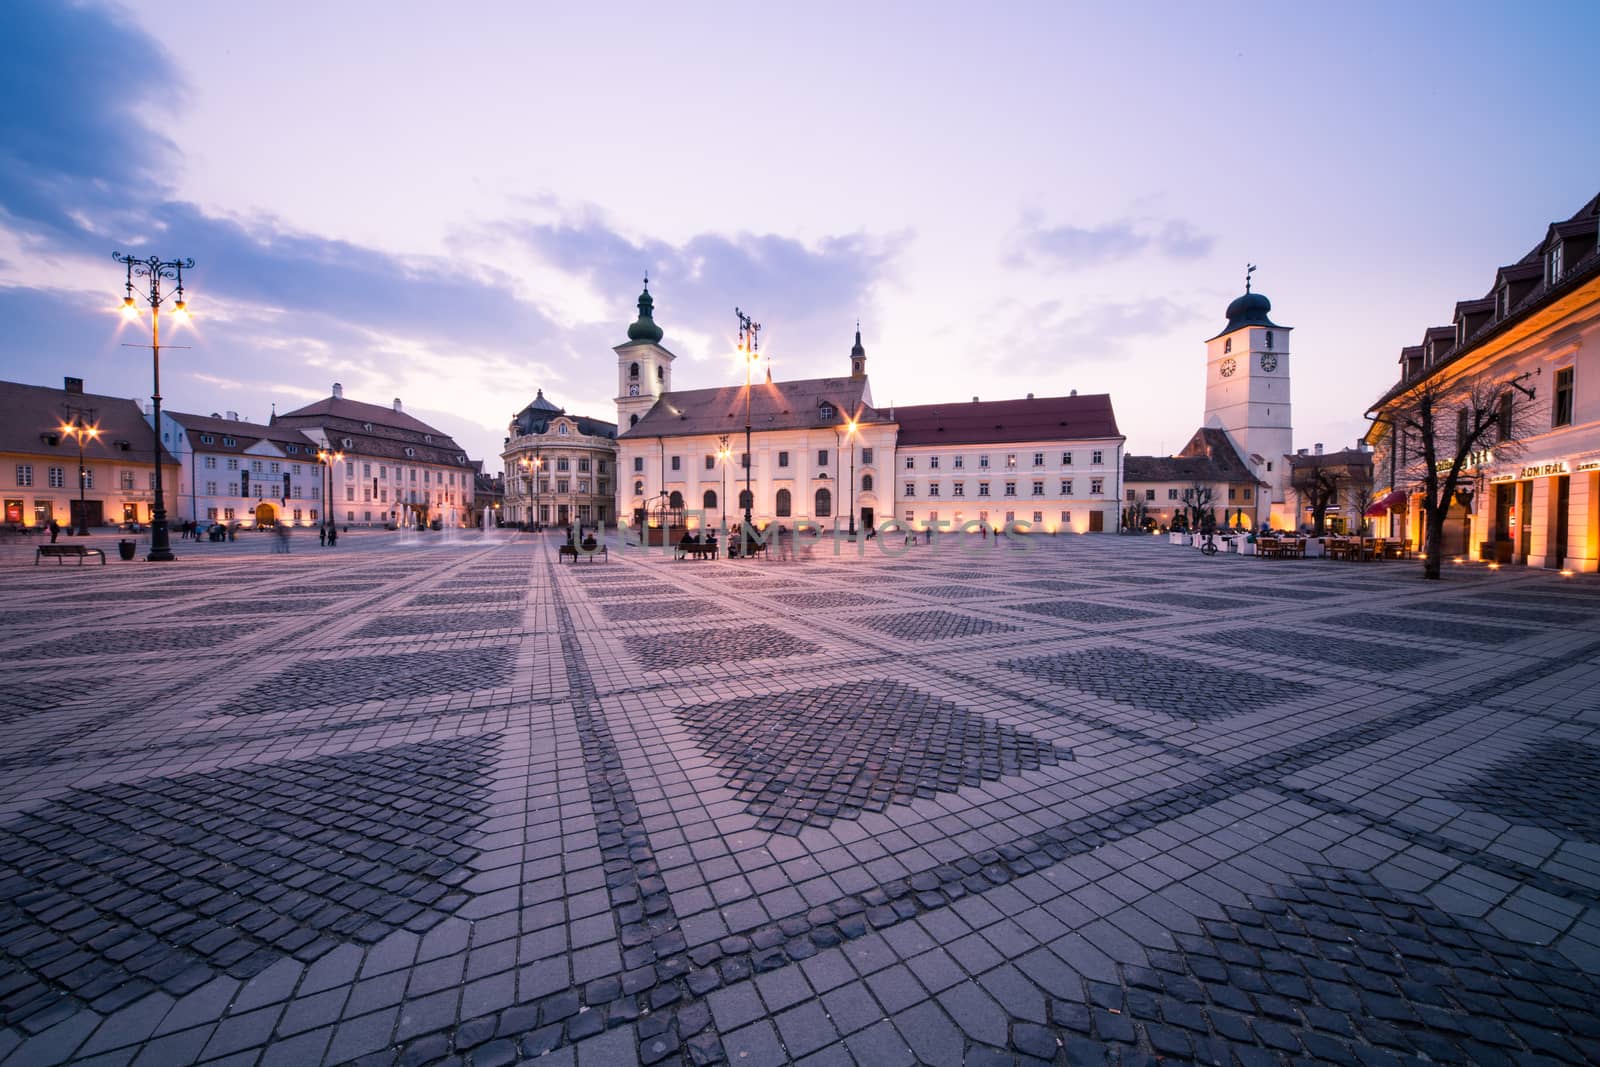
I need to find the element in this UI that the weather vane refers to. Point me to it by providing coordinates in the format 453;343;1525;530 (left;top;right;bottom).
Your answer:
1246;263;1257;293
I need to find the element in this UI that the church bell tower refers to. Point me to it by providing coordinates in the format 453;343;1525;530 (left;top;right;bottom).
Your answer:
615;277;676;432
1203;267;1293;521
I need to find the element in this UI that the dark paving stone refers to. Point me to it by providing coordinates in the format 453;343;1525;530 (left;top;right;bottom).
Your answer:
856;610;1021;641
600;598;717;622
0;675;109;723
1205;627;1438;672
1321;612;1534;647
629;624;820;669
226;646;516;712
356;610;523;638
1446;739;1600;843
1129;592;1262;612
679;679;1065;834
186;598;340;617
0;737;494;1027
1215;583;1339;601
11;624;251;659
1397;599;1592;626
580;582;676;599
1002;647;1306;721
408;590;527;607
1009;601;1159;624
767;592;888;609
907;585;1007;601
1006;579;1101;594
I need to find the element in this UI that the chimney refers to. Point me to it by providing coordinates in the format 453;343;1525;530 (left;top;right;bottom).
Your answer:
332;382;344;400
226;411;239;422
64;376;83;394
1314;442;1324;455
393;397;403;413
1026;392;1034;400
972;396;979;403
1297;448;1308;455
1070;389;1078;396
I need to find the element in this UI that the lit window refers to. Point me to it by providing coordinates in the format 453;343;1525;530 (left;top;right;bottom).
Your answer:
1554;367;1575;427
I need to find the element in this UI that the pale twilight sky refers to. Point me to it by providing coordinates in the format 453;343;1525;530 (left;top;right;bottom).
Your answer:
2;1;1598;470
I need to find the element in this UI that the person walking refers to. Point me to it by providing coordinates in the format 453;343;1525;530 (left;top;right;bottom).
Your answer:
48;518;59;544
319;525;327;547
328;525;338;547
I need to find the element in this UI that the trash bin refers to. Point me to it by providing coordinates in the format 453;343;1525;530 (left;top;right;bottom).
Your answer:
118;540;136;561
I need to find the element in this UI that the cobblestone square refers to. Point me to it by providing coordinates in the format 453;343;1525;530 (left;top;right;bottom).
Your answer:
1;530;1598;1066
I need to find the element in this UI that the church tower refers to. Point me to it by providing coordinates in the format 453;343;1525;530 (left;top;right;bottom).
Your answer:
849;324;867;380
614;278;676;432
1203;268;1293;520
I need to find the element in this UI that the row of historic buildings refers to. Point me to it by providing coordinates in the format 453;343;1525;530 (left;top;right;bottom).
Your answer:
0;378;484;531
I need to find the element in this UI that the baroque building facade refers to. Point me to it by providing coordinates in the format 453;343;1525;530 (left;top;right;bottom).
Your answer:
501;390;617;528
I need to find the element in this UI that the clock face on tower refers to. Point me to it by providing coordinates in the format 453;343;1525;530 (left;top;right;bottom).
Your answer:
628;384;640;396
1260;352;1278;372
1220;357;1237;378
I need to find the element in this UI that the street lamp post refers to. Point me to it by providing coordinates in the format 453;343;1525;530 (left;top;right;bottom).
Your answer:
844;417;858;536
718;435;731;538
115;252;194;562
316;447;344;539
735;308;760;543
60;406;100;536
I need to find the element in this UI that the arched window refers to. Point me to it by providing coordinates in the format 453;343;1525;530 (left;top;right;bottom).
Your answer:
629;414;639;427
629;362;640;379
668;490;684;509
739;489;753;509
703;489;718;509
656;365;664;382
861;473;874;492
1265;331;1274;351
815;488;832;517
775;488;791;517
1223;338;1232;354
633;480;644;495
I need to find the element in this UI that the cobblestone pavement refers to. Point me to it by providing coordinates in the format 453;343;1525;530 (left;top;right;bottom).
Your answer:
2;528;1599;1067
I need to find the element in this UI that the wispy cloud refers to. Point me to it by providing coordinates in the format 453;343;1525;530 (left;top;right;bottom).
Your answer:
1008;213;1216;271
990;296;1205;376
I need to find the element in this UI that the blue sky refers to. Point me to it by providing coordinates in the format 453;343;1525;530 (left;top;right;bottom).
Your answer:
3;1;1598;468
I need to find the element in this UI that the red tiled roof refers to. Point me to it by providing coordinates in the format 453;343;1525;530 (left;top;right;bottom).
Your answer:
0;379;180;465
621;376;884;439
893;394;1120;447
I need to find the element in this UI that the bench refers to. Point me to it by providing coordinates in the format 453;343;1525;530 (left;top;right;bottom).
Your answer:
37;544;105;566
559;540;609;563
675;541;719;560
727;539;768;559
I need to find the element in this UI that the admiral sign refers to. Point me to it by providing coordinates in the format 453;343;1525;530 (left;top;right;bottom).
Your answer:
1518;461;1569;479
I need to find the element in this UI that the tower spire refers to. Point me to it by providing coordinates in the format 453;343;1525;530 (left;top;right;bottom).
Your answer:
1245;263;1256;293
849;322;867;380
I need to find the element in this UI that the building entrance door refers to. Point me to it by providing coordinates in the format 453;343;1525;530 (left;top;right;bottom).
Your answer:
69;500;103;529
1552;475;1570;569
255;502;277;527
1088;510;1104;532
557;504;570;526
1518;482;1533;562
860;507;874;530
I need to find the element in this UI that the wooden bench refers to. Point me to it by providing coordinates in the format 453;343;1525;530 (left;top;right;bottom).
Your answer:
675;540;718;560
37;544;105;566
561;540;609;562
727;538;768;559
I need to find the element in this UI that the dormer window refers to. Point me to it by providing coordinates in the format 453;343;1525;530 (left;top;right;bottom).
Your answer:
362;422;372;431
222;437;236;447
404;447;415;457
557;423;569;435
1496;286;1509;318
1457;319;1466;347
200;434;214;445
342;437;353;448
1548;242;1564;284
424;434;433;443
819;402;836;421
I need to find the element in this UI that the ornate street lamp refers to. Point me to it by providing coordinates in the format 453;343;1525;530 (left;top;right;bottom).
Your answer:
735;307;760;544
115;252;194;562
843;416;859;536
59;406;100;536
717;435;731;537
316;447;344;537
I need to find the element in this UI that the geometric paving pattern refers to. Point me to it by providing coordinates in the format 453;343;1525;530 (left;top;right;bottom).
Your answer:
1445;740;1600;844
1205;626;1441;672
1009;599;1161;624
354;610;523;638
679;680;1067;833
1002;646;1309;721
628;623;821;669
0;737;493;1026
225;646;517;713
11;624;252;659
856;610;1022;641
1321;612;1534;647
599;598;716;622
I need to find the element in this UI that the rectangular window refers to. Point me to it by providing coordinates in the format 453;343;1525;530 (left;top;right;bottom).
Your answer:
269;462;280;475
953;483;965;496
1146;489;1156;501
670;456;681;471
929;484;940;497
633;457;644;472
1497;392;1514;441
1032;481;1044;496
1004;482;1016;497
930;456;940;469
203;456;217;470
1060;479;1072;495
905;482;915;497
1061;511;1070;523
205;481;217;495
1006;454;1017;469
120;470;135;490
862;447;874;464
228;458;240;471
952;455;962;469
1090;478;1103;494
978;482;990;497
1126;489;1136;502
578;480;589;493
1554;367;1575;427
1033;511;1042;524
362;463;371;477
557;479;569;493
778;451;789;468
979;455;990;468
905;456;915;469
207;507;217;520
817;450;828;466
1228;487;1238;502
225;507;235;520
1168;488;1178;500
705;455;715;471
557;457;570;472
1092;450;1104;464
578;458;591;472
230;482;241;496
82;469;93;490
345;486;354;501
1243;487;1252;501
1061;452;1072;465
15;464;31;487
1033;452;1044;467
292;464;302;475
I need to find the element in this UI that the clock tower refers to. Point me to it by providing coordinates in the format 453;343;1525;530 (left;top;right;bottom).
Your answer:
615;278;676;432
1203;268;1293;523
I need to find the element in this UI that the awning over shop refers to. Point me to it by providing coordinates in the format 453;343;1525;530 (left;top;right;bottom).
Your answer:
1365;489;1407;517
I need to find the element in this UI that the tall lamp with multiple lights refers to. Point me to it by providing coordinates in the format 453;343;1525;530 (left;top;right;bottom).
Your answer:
59;406;100;536
115;252;194;562
734;308;760;543
717;435;731;537
843;417;858;536
316;447;344;535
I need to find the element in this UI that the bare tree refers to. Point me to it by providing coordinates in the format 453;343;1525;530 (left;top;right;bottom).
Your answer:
1181;481;1214;531
1345;460;1375;535
1122;497;1150;533
1291;464;1343;536
1384;370;1538;579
